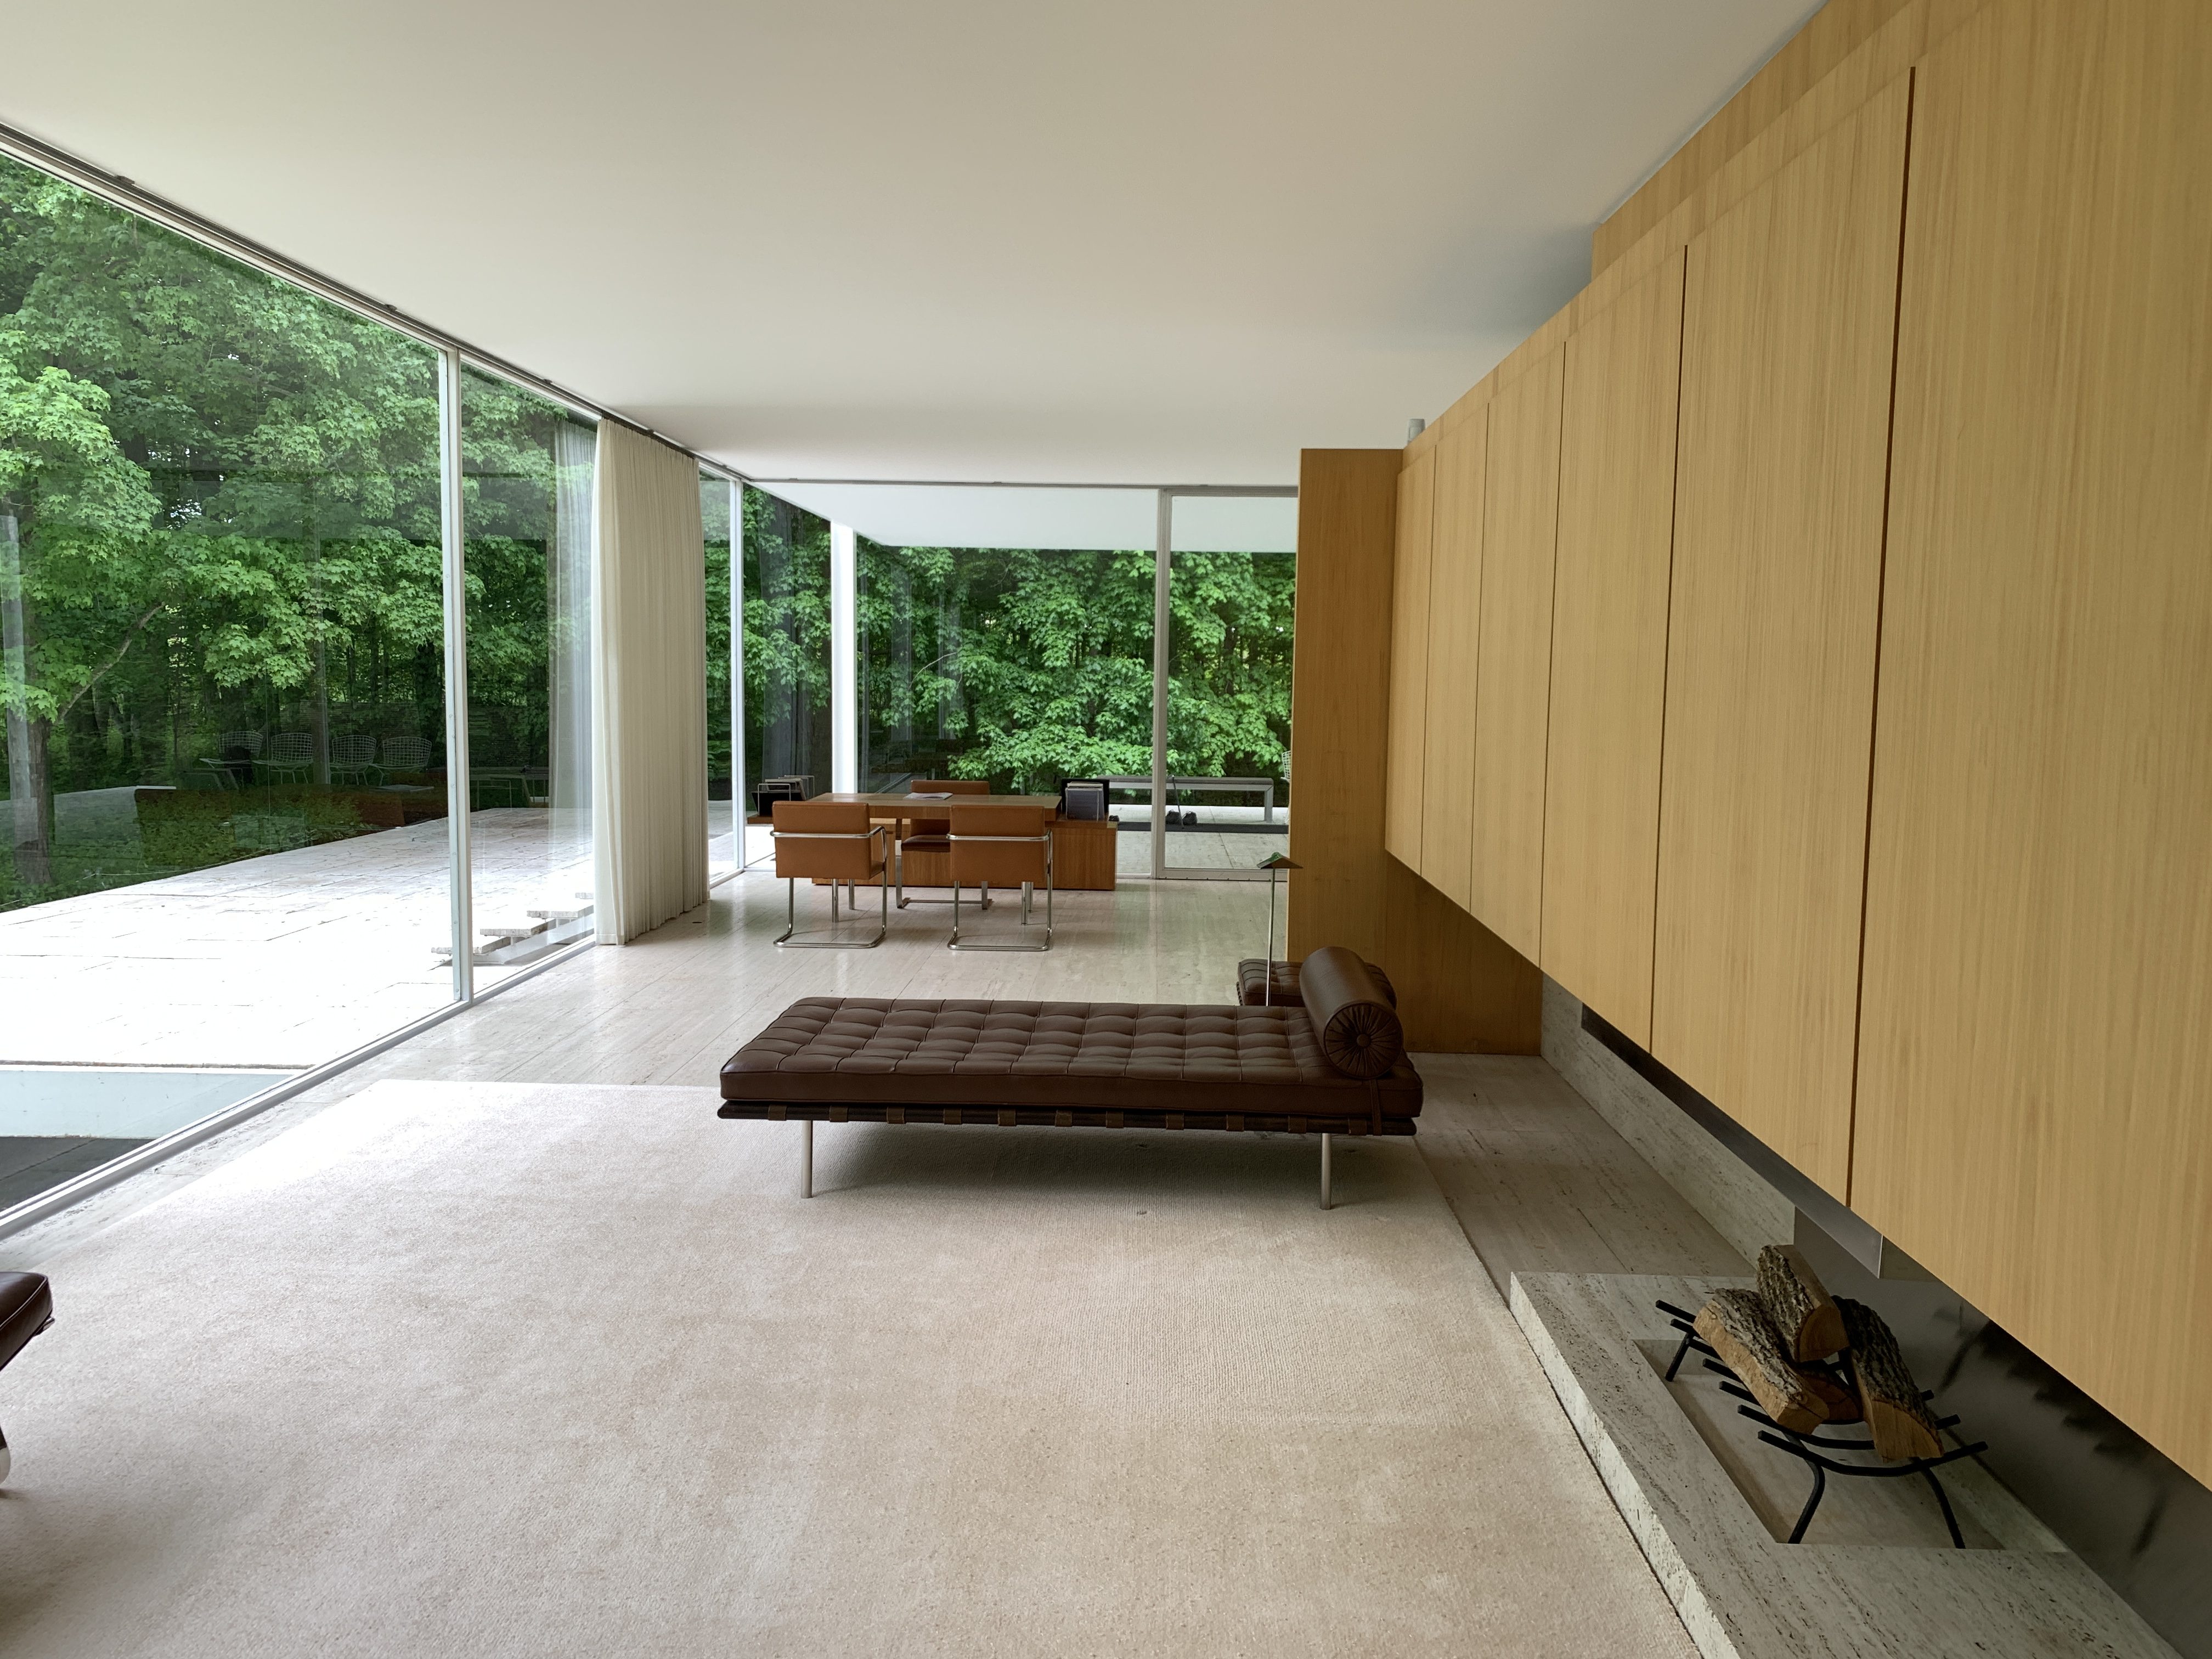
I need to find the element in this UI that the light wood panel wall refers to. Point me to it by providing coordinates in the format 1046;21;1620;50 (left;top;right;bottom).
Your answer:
1539;251;1685;1048
1592;0;1995;275
1382;449;1435;868
1285;450;1402;966
1382;857;1543;1054
1852;0;2212;1487
1383;0;2212;1483
1466;349;1563;962
1283;448;1543;1055
1418;411;1489;912
1412;0;1967;485
1649;76;1912;1200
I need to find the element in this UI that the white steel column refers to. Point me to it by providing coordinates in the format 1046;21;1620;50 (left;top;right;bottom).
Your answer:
1149;490;1172;881
728;480;748;856
437;347;473;1001
830;520;857;792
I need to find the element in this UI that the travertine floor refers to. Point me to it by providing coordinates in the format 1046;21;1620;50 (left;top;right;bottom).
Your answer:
0;1080;1694;1656
0;871;1864;1655
0;810;590;1069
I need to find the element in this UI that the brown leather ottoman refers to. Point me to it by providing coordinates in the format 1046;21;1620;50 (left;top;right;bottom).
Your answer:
721;946;1412;1206
0;1271;53;1483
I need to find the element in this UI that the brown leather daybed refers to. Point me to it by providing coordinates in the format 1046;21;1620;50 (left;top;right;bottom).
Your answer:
719;946;1415;1207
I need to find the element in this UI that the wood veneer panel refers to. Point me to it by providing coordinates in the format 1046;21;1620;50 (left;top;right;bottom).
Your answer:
1595;0;1918;274
1419;411;1489;914
1540;253;1686;1047
1592;0;1996;278
1467;349;1564;961
1286;449;1402;964
1650;76;1911;1199
1381;856;1542;1055
1383;449;1436;871
1853;0;2212;1485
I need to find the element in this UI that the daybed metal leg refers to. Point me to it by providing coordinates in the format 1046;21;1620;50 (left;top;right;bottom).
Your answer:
1321;1132;1332;1210
802;1119;813;1199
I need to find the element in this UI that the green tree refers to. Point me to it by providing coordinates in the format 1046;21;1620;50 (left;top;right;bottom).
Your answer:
857;541;1293;797
0;153;567;906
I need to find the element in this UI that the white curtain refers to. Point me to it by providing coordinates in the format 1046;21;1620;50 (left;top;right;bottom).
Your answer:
550;419;595;832
592;422;708;943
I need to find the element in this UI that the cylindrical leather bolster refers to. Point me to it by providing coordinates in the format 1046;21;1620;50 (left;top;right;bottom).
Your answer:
1299;946;1404;1080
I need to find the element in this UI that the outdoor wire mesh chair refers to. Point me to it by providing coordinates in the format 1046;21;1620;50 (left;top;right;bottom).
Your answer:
772;799;889;949
329;733;381;785
380;735;432;773
261;730;315;783
894;778;991;910
947;803;1052;951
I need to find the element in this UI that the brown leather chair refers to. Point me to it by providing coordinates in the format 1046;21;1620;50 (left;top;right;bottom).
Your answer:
947;803;1051;950
895;778;992;909
771;799;889;947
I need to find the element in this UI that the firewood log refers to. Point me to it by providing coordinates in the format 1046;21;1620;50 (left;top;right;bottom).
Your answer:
1837;1297;1944;1462
1799;1364;1863;1424
1694;1290;1833;1433
1755;1244;1847;1362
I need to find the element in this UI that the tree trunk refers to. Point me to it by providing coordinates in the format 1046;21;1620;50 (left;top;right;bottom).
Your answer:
1;512;54;888
1695;1289;1838;1433
1837;1297;1944;1461
1756;1244;1848;1361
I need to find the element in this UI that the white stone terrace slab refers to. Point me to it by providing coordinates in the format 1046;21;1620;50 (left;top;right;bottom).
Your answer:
0;811;591;1071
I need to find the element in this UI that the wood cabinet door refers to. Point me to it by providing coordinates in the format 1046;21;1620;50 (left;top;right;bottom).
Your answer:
1419;410;1489;914
1469;348;1564;961
1651;72;1912;1198
1541;253;1686;1047
1383;447;1436;870
1854;0;2212;1487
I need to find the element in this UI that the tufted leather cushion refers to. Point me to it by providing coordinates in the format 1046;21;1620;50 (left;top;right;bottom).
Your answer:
720;998;1421;1119
1297;947;1406;1079
1236;957;1396;1009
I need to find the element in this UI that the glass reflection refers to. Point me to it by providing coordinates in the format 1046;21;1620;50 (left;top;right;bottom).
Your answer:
459;369;595;983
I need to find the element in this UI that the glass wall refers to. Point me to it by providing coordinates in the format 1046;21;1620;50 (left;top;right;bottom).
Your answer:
846;491;1296;879
741;487;832;809
859;544;1155;795
458;369;596;986
0;150;453;1190
1161;494;1298;873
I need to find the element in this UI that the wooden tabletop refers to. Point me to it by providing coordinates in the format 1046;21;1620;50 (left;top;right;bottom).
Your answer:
820;792;1063;809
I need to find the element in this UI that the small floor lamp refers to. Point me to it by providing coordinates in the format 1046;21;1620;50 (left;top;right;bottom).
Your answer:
1257;853;1301;1005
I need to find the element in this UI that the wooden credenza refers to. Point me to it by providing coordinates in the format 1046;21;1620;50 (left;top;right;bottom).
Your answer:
890;817;1118;892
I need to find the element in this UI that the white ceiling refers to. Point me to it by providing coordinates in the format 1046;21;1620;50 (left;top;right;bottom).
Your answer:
766;484;1298;551
2;0;1818;488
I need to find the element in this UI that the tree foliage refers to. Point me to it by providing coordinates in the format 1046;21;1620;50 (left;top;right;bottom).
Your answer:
0;154;585;906
1;146;1299;913
856;541;1292;796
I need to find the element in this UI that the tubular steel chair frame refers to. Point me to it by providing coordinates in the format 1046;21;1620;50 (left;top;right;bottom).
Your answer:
774;825;890;949
947;825;1052;951
894;780;994;911
895;841;992;912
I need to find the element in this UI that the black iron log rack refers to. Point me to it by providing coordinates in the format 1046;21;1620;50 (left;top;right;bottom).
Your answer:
1655;1298;1990;1548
